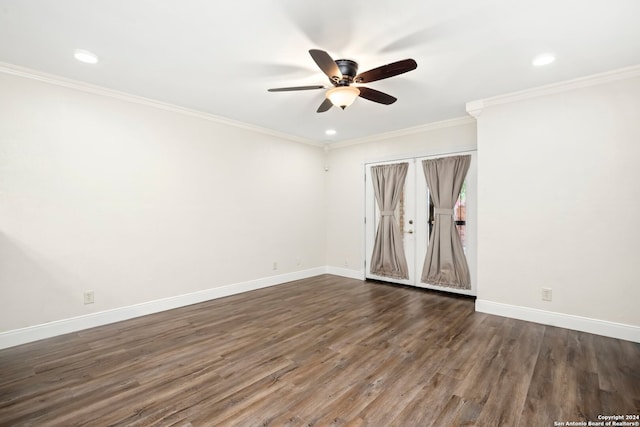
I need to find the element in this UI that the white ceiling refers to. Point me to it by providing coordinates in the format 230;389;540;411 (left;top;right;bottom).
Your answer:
1;0;640;143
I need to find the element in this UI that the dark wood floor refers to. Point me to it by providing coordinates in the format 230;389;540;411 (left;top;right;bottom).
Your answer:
0;275;638;426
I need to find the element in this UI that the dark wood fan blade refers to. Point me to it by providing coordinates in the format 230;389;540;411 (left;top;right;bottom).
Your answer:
309;49;342;81
316;98;333;113
354;59;417;83
268;85;325;92
358;87;397;105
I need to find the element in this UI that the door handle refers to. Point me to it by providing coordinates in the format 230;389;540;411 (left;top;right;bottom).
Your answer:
406;230;414;234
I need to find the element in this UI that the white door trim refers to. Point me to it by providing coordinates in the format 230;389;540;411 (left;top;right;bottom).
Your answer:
364;150;477;296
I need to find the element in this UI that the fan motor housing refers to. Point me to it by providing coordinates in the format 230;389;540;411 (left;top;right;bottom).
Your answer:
335;59;358;84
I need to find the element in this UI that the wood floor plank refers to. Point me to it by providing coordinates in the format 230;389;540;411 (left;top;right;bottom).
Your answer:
388;372;461;426
521;325;572;424
354;345;449;425
474;321;545;426
432;394;484;426
0;274;638;426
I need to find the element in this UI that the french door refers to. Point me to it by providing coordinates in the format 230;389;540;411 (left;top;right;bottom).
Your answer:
364;153;477;296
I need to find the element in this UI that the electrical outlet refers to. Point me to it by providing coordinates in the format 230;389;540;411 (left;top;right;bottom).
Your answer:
273;261;278;270
296;257;301;266
541;288;552;302
84;290;95;305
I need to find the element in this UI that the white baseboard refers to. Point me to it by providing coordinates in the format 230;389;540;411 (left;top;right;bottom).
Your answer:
5;273;637;349
0;267;326;350
476;299;640;343
325;266;365;280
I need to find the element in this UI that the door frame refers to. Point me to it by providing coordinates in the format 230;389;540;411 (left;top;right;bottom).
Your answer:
364;159;417;287
363;150;477;296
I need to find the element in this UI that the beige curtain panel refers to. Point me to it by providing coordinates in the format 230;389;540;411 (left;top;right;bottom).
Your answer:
421;155;471;289
369;163;410;280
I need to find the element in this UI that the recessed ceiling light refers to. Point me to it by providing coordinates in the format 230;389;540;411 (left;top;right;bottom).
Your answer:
532;53;555;67
74;49;99;64
325;129;337;136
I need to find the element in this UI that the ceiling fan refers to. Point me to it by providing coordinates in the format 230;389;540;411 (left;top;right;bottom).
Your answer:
268;49;417;113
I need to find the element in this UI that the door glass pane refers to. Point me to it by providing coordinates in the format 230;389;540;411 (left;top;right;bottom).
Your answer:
455;181;466;251
397;187;405;235
428;180;467;250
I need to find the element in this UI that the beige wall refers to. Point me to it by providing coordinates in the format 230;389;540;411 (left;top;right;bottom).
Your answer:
0;73;327;332
4;62;637;341
325;120;477;274
476;75;640;327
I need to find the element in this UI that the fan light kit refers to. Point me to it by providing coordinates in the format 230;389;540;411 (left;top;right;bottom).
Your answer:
326;86;360;109
269;49;417;112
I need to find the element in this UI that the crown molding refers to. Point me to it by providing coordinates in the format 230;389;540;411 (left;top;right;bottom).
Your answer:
466;64;640;117
465;100;484;118
0;62;323;148
326;116;476;150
